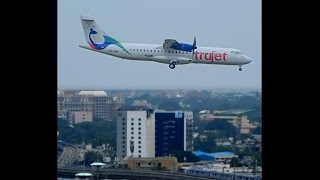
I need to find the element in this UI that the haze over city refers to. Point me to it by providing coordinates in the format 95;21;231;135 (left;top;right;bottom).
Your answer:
58;0;261;90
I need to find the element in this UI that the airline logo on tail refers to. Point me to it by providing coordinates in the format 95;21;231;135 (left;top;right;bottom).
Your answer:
88;28;130;54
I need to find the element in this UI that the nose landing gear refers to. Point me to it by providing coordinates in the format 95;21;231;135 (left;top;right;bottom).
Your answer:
239;66;242;71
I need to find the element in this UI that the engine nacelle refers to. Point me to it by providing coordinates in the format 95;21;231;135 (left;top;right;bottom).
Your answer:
170;43;194;52
173;57;193;64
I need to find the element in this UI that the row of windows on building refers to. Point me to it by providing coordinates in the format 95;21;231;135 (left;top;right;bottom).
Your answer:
122;123;142;126
129;49;190;54
122;127;142;131
122;130;142;134
121;132;142;137
95;103;109;106
122;143;142;148
122;118;142;121
122;150;142;153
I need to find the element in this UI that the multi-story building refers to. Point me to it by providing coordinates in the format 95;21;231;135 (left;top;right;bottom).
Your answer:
116;106;155;161
198;109;257;134
127;157;178;171
78;91;111;121
155;111;186;157
58;90;125;122
78;91;125;121
70;111;93;124
60;93;94;112
58;92;94;124
184;111;194;151
111;95;125;120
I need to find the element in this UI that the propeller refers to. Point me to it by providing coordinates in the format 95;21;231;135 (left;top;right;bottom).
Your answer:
192;36;197;55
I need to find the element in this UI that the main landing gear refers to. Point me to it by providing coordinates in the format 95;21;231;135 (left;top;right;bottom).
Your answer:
169;61;176;69
239;66;242;71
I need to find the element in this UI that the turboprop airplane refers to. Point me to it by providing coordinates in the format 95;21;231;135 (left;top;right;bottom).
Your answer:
79;16;252;71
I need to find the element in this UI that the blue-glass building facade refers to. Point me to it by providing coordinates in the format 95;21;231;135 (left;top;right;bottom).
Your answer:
155;111;186;157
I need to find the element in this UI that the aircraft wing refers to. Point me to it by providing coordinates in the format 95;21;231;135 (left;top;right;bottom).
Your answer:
163;39;181;49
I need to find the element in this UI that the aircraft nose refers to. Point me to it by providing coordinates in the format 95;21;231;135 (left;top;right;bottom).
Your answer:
242;55;252;64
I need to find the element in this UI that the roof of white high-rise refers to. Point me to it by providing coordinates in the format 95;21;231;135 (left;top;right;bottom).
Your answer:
78;91;107;96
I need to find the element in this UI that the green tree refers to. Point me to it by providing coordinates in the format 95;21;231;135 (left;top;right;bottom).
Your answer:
238;134;254;140
230;157;241;167
252;126;261;134
57;117;117;148
193;119;209;132
205;120;237;137
171;151;200;163
194;132;217;152
158;100;180;111
84;151;103;165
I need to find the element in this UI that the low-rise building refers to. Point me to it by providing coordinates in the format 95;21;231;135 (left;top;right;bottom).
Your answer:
127;157;178;171
192;151;237;163
215;138;231;147
71;111;93;124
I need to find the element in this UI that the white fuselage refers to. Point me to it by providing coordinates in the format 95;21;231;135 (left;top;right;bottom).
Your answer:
79;43;252;67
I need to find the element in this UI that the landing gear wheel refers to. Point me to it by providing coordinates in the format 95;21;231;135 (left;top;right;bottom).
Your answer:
169;63;175;69
239;67;242;71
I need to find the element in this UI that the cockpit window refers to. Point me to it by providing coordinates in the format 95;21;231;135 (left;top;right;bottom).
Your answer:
231;50;241;55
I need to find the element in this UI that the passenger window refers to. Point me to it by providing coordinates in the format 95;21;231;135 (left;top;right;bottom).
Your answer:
158;50;160;53
144;49;145;52
176;51;177;53
140;49;142;51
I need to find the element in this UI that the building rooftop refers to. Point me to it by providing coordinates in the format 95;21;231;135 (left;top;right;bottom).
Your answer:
78;90;107;96
213;109;252;115
193;151;235;160
128;157;177;160
118;106;153;111
90;162;106;166
75;173;93;177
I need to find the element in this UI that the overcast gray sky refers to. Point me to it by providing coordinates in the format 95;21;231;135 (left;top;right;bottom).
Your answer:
58;0;261;90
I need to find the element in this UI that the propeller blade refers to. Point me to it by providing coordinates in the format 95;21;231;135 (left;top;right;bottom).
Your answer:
192;36;197;54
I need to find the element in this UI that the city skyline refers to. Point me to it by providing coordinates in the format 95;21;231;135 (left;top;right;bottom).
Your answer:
58;0;261;89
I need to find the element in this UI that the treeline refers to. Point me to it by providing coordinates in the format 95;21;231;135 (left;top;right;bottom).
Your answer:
57;117;116;148
126;93;261;122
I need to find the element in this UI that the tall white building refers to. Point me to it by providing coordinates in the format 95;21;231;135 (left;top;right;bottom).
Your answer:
184;111;194;151
117;106;155;161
